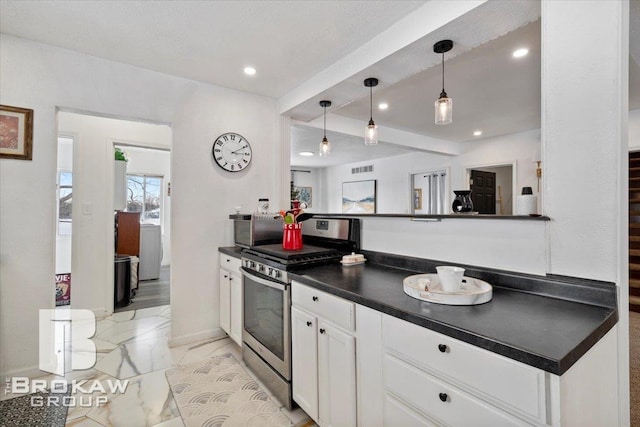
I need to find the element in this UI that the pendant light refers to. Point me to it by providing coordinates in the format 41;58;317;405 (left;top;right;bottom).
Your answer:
364;78;379;145
319;100;331;157
434;39;453;125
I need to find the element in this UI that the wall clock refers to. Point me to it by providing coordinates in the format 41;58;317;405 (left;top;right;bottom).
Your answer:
212;132;252;172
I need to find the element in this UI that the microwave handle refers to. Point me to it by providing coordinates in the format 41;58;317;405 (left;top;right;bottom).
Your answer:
240;267;287;291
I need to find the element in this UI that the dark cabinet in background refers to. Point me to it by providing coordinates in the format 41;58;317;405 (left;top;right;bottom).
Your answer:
115;211;140;256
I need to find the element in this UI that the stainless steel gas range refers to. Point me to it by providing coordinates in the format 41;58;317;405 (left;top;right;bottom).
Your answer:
240;217;360;410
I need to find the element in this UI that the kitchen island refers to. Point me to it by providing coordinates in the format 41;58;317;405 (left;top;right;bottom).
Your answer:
288;250;618;426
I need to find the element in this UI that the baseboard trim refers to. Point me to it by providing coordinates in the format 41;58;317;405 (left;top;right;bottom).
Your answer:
167;327;227;348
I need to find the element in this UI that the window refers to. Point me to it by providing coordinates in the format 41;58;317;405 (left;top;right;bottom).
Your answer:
412;170;447;215
126;174;163;225
58;171;73;235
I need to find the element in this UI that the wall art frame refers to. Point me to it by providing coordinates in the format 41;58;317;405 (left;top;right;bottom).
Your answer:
342;179;376;213
0;104;33;160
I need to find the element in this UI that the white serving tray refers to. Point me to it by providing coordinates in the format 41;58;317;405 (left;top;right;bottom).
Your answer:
403;273;492;306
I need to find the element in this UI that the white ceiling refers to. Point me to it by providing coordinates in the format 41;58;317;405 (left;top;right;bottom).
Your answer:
0;0;426;98
2;0;638;168
335;20;542;144
290;125;416;168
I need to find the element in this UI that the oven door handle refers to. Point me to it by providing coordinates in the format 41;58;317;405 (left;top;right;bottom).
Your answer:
240;267;287;291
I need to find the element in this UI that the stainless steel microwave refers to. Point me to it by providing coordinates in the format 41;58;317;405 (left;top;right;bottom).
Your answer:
233;214;283;248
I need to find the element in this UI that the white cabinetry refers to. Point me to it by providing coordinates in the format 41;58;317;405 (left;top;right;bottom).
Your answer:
382;314;545;426
139;224;162;280
291;281;357;427
290;283;617;427
219;253;242;346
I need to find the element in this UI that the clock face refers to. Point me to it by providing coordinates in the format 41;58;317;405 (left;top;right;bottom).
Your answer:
212;132;252;172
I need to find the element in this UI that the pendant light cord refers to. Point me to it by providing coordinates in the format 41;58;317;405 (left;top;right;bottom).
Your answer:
441;52;445;93
369;85;373;121
323;105;327;139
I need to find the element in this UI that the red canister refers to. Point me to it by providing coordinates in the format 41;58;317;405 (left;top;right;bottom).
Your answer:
282;223;303;250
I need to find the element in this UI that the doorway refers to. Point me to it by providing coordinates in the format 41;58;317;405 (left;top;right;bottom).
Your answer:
56;111;171;315
54;135;75;309
114;145;171;312
470;170;496;214
466;164;514;215
630;150;640;312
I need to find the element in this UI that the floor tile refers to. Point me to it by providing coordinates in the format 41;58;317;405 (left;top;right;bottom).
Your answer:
65;416;105;426
132;306;169;320
96;316;170;345
151;416;184;427
95;336;176;380
96;319;117;335
64;371;119;422
104;311;135;323
86;369;178;427
174;337;237;366
159;306;171;319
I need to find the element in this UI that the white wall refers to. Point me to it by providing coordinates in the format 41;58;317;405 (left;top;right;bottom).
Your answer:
0;34;280;377
541;1;628;424
117;145;172;266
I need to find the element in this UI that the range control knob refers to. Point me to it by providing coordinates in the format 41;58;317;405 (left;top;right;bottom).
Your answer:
249;261;256;269
271;270;281;279
258;264;265;273
267;267;273;276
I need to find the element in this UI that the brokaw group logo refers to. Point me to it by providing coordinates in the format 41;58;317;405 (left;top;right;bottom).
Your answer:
39;309;96;375
2;309;129;407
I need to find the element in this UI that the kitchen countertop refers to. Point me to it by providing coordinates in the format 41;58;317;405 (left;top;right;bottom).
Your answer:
288;259;617;375
219;246;243;258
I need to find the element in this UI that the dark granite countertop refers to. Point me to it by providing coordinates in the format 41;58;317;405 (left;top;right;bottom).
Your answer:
219;246;243;258
289;260;617;375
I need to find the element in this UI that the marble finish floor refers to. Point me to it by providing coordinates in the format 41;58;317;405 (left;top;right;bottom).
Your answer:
2;305;312;427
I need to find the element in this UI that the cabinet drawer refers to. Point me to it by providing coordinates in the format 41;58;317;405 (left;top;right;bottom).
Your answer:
384;393;438;427
383;315;546;422
292;281;355;331
384;353;525;427
219;253;241;273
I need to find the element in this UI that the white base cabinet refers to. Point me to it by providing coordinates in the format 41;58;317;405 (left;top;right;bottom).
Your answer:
291;306;318;421
219;253;242;346
290;282;618;427
291;281;357;427
318;319;357;427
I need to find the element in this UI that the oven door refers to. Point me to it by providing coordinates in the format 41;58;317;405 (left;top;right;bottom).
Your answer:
241;267;291;380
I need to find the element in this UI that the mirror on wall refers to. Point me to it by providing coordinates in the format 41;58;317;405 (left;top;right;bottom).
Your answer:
290;18;542;216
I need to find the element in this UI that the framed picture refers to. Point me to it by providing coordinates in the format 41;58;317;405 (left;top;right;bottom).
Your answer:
0;105;33;160
294;186;312;208
413;188;422;210
342;180;376;213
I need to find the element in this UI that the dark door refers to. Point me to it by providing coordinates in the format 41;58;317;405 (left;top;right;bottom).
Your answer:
470;170;496;214
629;151;640;312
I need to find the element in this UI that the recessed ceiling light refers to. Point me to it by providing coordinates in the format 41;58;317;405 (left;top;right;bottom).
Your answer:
378;103;389;110
243;66;256;76
512;48;529;58
473;130;482;136
299;151;314;157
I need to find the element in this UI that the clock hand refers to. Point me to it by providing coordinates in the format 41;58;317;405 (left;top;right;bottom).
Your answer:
231;147;247;154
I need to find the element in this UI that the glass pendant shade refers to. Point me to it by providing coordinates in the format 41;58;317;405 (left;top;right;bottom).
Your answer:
319;136;330;157
433;40;454;126
435;93;452;125
318;100;332;157
363;77;379;146
365;119;378;145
